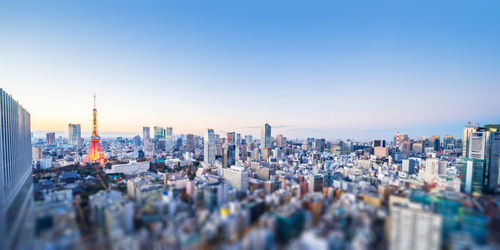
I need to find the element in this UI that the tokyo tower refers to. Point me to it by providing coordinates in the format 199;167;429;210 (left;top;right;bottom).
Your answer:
82;94;108;165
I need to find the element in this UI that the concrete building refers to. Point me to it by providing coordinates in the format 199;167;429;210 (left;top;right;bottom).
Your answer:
390;203;442;250
105;161;149;175
374;147;389;158
402;159;417;175
223;167;249;192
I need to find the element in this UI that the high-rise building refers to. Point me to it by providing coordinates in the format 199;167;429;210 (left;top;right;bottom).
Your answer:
0;89;34;250
223;144;236;168
462;123;477;157
261;123;271;149
166;127;173;138
204;129;216;164
82;95;108;165
413;142;424;154
46;132;56;146
153;126;165;140
428;136;441;152
458;125;500;195
143;127;151;142
226;132;235;145
458;158;485;195
234;133;241;146
68;123;81;145
373;139;386;148
186;134;195;153
165;127;173;151
443;135;455;150
276;134;287;148
32;146;43;162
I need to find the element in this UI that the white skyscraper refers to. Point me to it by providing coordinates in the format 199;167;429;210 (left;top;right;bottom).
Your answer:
204;128;216;164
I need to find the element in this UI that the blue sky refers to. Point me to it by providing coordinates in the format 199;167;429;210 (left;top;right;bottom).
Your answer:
1;0;499;140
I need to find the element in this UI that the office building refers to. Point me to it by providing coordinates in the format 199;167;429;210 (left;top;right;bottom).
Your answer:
186;134;195;153
143;127;151;142
236;133;241;145
0;89;34;250
166;127;173;138
67;123;81;145
227;132;235;145
46;132;56;146
373;139;386;148
458;158;485;195
413;142;424;154
223;144;236;168
223;167;249;192
276;134;287;148
153;126;165;141
390;203;442;250
32;146;43;162
462;123;476;157
428;136;441;152
402;159;417;175
261;123;271;149
458;125;500;194
374;147;389;158
204;129;216;164
307;175;323;193
443;135;455;150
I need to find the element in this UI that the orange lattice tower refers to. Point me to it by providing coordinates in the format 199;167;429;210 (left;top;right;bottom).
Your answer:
82;94;108;165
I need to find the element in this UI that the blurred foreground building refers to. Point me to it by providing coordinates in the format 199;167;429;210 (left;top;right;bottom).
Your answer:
0;89;34;250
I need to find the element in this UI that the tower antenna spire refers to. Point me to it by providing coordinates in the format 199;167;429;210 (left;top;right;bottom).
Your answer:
83;93;107;165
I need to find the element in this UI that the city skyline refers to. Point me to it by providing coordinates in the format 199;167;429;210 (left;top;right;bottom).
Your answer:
2;1;500;139
2;1;500;248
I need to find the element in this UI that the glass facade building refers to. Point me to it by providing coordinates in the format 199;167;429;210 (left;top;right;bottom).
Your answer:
204;129;216;164
261;123;271;149
0;89;33;250
67;123;81;145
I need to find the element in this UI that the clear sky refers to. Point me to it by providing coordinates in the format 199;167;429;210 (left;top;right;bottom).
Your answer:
1;0;499;140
